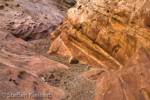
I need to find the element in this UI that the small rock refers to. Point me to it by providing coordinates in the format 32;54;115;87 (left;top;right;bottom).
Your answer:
69;56;79;64
41;77;45;81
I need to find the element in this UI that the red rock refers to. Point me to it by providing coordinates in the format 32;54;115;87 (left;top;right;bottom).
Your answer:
0;63;65;100
0;0;74;40
48;35;72;57
48;0;150;99
94;47;150;100
82;68;105;80
0;29;68;100
48;0;150;70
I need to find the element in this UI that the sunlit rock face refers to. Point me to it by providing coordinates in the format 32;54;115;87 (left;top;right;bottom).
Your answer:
93;48;150;100
0;0;75;41
48;0;150;70
48;0;150;99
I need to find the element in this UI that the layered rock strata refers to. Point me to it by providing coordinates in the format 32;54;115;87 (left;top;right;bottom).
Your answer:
48;0;150;99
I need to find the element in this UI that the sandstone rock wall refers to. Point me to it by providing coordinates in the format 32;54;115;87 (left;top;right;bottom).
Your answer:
48;0;150;99
0;0;74;41
0;29;68;100
94;47;150;100
48;0;150;70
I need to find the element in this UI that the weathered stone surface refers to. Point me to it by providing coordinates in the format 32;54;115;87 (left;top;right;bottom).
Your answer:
48;0;150;70
48;0;150;99
82;68;105;80
0;29;68;100
0;0;74;41
94;47;150;100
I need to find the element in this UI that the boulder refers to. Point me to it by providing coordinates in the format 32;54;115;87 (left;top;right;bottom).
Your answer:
94;47;150;100
69;56;79;64
0;0;74;41
0;29;68;100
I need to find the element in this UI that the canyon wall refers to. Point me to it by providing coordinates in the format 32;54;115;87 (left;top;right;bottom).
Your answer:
0;0;75;40
0;28;69;100
0;0;74;99
48;0;150;99
48;0;150;70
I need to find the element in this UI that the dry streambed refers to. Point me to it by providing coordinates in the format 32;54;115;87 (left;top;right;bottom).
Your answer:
26;38;96;100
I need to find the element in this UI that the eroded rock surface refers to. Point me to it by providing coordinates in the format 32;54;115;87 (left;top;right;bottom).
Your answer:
48;0;150;69
94;47;150;100
48;0;150;99
0;29;68;100
0;0;75;41
82;68;105;80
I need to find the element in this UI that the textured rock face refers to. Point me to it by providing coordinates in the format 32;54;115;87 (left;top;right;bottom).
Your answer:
0;29;68;100
0;0;74;41
48;0;150;99
83;68;105;80
48;0;150;69
94;47;150;100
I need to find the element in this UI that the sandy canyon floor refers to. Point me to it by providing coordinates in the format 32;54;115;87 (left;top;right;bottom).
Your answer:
26;38;96;100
